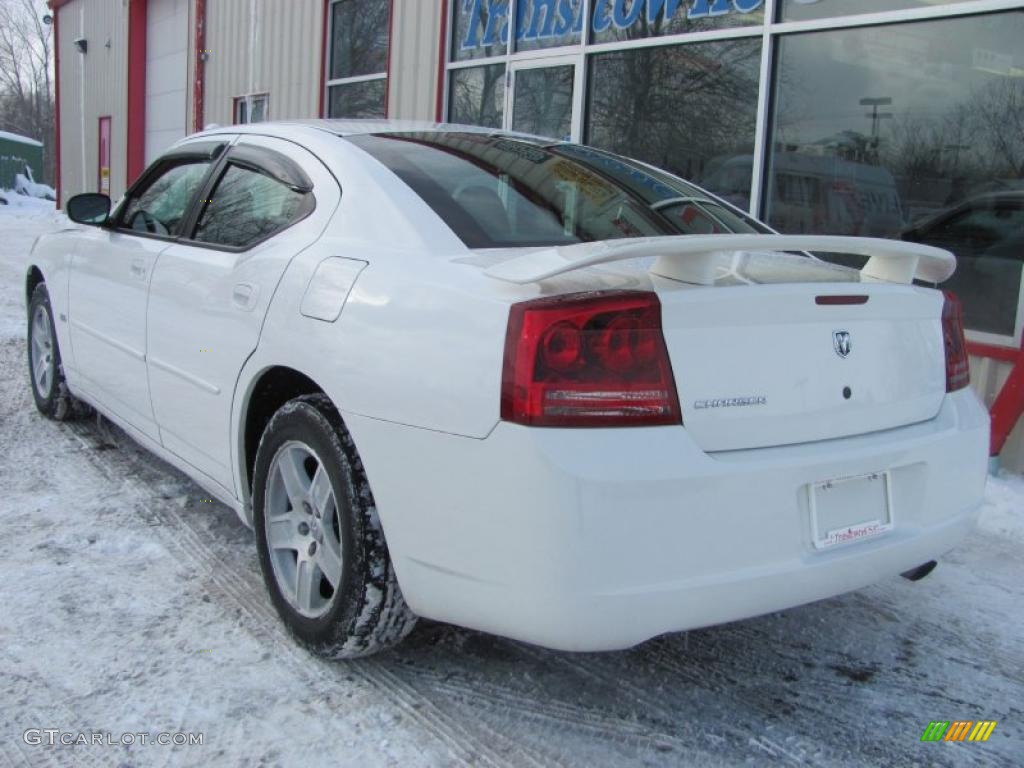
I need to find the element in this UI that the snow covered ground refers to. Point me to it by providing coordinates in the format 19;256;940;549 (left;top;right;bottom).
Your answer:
0;199;1021;768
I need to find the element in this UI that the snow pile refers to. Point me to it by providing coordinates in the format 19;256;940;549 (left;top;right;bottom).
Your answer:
13;170;56;201
0;190;56;215
979;471;1024;542
0;196;63;338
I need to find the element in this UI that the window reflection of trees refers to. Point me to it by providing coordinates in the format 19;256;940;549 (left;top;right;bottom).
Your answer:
329;80;387;120
586;39;761;194
770;14;1024;233
124;163;209;234
450;65;506;129
512;66;574;139
196;166;305;249
331;0;390;79
591;2;764;44
451;0;509;61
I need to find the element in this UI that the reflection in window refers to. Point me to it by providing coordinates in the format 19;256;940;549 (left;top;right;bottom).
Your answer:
327;0;390;118
328;80;387;120
330;0;389;79
234;94;268;125
590;0;764;44
905;196;1024;337
195;165;309;249
122;162;210;237
766;11;1024;337
451;0;510;62
512;65;574;140
586;38;761;204
514;0;582;53
449;64;506;129
347;132;764;249
781;0;976;23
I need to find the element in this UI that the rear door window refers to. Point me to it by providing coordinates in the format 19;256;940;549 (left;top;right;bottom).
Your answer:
193;164;312;249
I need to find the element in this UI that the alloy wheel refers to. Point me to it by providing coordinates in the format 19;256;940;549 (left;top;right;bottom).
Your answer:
264;441;344;618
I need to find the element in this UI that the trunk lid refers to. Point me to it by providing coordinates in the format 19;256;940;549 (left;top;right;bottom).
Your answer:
657;281;946;452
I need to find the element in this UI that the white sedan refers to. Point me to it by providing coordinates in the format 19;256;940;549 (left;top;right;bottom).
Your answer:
25;121;989;657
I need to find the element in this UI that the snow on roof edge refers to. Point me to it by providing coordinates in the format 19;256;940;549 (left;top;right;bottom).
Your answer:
0;130;43;147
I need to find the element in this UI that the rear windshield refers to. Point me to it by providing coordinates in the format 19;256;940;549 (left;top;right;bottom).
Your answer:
346;132;768;248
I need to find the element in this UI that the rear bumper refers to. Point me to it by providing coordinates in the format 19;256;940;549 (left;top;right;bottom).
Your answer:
345;389;989;652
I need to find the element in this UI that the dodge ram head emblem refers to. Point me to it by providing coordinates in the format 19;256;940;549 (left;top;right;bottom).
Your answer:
833;330;852;359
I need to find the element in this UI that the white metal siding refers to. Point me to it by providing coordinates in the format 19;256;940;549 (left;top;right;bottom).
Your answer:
56;0;129;205
388;0;444;121
145;0;189;163
201;0;323;128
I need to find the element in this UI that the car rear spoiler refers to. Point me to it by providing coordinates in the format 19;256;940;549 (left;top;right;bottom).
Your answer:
483;234;956;286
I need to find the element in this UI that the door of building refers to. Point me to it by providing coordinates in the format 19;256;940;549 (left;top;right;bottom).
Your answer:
145;0;189;164
507;56;583;143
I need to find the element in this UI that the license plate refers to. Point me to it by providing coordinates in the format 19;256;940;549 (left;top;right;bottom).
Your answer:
809;471;893;550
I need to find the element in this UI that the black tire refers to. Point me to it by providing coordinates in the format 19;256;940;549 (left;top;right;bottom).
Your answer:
252;393;417;658
27;283;91;421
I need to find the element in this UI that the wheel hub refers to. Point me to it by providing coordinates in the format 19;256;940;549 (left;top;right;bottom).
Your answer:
264;441;344;619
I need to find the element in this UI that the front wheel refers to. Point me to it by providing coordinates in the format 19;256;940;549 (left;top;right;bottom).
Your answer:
27;283;90;421
252;394;417;658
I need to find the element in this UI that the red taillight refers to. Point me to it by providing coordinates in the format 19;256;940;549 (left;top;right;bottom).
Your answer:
942;291;970;393
501;291;682;427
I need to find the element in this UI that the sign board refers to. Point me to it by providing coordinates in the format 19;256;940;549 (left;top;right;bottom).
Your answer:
459;0;765;51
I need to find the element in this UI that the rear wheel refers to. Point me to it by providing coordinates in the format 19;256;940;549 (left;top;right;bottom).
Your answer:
252;394;417;658
27;283;90;421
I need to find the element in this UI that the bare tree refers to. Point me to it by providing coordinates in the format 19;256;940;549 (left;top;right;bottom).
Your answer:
0;0;55;183
967;77;1024;180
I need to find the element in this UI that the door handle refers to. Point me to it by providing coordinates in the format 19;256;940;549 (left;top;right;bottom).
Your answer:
232;283;257;311
130;258;147;279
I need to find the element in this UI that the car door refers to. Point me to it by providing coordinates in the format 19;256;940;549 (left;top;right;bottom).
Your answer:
146;135;341;492
68;143;224;438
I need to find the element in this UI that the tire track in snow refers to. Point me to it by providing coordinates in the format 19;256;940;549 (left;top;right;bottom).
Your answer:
61;417;550;768
508;640;810;766
399;666;692;750
66;415;727;766
0;667;110;768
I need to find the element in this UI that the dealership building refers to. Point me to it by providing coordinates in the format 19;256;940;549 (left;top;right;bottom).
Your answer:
49;0;1024;467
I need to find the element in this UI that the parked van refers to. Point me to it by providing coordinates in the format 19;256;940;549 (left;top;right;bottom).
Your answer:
703;153;905;237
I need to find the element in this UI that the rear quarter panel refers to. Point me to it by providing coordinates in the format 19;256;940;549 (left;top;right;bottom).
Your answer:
232;134;511;506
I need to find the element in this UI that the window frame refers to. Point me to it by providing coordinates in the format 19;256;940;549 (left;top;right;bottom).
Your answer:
323;0;393;119
178;144;317;254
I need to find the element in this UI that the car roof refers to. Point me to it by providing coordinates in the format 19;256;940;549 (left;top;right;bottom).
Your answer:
193;118;557;144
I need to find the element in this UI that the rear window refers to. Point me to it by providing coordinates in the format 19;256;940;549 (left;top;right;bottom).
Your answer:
346;132;766;248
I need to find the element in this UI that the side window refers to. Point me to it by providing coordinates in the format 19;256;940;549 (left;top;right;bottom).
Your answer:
119;161;211;237
192;164;311;249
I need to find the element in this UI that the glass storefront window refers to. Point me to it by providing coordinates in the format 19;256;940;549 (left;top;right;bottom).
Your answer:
452;0;511;61
330;0;390;79
766;11;1024;337
586;38;762;204
328;81;387;120
512;65;575;139
449;64;507;128
905;195;1024;337
515;0;583;52
781;0;977;23
590;0;765;44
